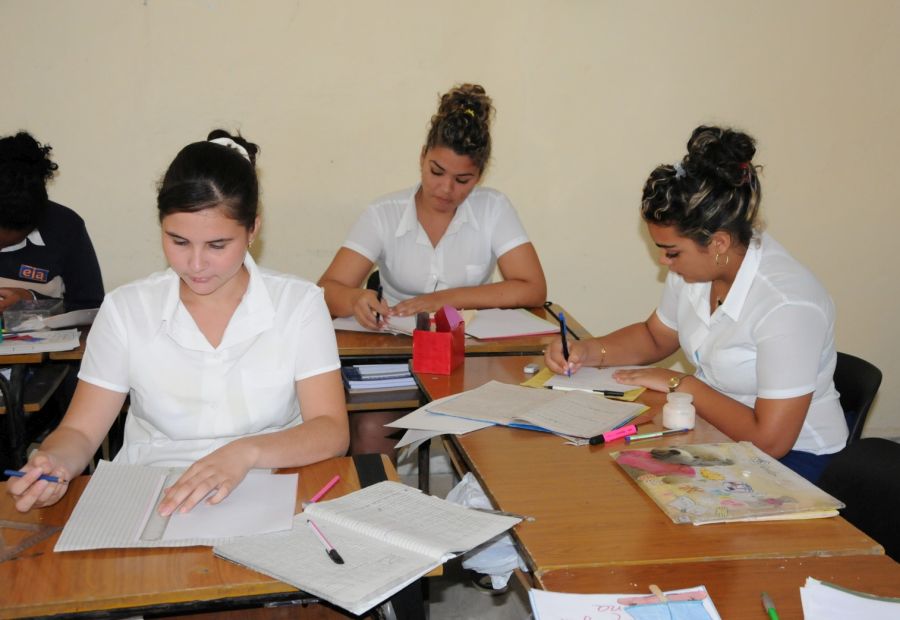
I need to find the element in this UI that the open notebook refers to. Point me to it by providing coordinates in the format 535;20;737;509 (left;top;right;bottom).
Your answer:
54;461;297;551
215;481;519;616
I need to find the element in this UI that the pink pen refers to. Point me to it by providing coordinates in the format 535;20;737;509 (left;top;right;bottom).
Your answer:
588;424;638;446
307;474;340;505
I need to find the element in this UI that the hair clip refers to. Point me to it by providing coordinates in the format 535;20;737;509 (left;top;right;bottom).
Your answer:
673;162;686;179
209;137;251;162
463;109;475;118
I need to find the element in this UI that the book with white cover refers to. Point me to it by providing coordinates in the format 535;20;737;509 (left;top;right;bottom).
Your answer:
0;328;80;355
54;461;297;551
214;480;520;616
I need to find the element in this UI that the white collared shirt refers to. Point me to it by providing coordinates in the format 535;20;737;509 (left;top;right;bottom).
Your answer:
79;253;340;466
342;186;530;304
656;233;846;455
0;228;44;253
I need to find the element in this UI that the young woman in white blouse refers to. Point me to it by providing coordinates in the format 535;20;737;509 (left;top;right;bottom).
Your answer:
545;126;847;483
7;130;349;513
318;83;547;329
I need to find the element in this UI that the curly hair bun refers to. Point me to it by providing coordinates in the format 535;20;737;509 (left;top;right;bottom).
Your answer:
686;126;756;188
426;83;494;171
0;132;58;187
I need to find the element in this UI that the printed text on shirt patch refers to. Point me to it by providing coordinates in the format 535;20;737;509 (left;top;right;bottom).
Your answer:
18;264;49;283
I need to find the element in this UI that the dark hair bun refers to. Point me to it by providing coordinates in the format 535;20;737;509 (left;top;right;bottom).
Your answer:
206;129;260;166
425;83;494;171
0;132;58;187
686;125;756;187
437;84;491;126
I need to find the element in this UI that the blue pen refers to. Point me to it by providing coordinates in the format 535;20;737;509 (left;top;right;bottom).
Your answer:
558;312;571;377
4;469;65;484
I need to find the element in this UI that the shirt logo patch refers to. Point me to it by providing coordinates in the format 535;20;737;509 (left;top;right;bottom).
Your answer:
18;264;49;283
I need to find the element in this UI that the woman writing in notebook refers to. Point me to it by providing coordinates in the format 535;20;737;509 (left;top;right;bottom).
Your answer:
7;130;349;513
318;83;547;329
545;126;846;482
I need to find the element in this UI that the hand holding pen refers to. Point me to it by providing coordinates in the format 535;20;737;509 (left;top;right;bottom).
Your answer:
543;335;587;376
5;455;71;513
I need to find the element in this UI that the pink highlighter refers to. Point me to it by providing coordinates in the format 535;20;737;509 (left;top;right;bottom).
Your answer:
588;424;638;446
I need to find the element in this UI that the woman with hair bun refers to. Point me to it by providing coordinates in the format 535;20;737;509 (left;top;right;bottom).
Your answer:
545;125;846;482
8;130;349;513
319;83;546;328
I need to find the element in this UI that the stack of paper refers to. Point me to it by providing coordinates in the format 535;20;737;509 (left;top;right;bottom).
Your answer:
425;380;646;442
465;308;558;339
214;481;520;616
332;315;417;336
341;363;417;394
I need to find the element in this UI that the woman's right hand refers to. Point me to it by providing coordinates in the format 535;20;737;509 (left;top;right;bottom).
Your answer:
544;338;589;375
352;289;391;330
5;452;71;512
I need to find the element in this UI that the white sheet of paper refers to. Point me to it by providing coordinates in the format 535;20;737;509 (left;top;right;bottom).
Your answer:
465;308;558;339
529;586;722;620
162;471;298;541
544;365;645;392
395;428;444;449
800;577;900;619
426;381;559;425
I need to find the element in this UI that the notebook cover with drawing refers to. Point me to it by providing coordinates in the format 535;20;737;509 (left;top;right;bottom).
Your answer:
611;441;844;525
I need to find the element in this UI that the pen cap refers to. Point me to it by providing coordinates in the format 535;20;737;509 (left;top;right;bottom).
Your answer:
663;392;695;430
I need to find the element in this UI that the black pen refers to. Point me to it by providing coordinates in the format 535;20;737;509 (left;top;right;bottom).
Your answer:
375;285;384;325
545;386;625;397
557;312;571;377
307;519;344;564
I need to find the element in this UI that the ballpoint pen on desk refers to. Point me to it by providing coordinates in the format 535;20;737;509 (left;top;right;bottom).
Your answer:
4;469;66;484
625;428;690;443
375;285;384;324
761;592;780;620
557;312;571;377
302;474;340;508
546;386;625;397
589;424;637;446
307;519;345;564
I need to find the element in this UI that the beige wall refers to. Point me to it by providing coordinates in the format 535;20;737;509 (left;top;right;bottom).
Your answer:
3;1;898;436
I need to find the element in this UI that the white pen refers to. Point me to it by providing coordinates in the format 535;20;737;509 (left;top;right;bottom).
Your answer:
307;519;344;564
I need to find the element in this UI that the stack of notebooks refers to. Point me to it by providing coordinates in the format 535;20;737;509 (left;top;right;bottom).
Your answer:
341;363;417;394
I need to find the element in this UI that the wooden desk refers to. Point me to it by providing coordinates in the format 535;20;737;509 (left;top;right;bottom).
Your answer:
538;555;900;619
415;356;883;578
335;302;590;360
0;456;397;619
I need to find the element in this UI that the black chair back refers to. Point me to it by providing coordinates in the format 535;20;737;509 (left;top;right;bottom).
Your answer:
834;352;882;445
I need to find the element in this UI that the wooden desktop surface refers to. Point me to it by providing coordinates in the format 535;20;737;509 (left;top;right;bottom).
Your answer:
335;303;590;359
0;456;396;619
415;355;883;578
537;554;900;619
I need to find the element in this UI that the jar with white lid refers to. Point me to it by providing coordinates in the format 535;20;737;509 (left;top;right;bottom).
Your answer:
662;391;696;430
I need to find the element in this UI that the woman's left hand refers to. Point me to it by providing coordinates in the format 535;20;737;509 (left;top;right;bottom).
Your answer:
390;292;448;316
157;440;258;516
612;367;682;393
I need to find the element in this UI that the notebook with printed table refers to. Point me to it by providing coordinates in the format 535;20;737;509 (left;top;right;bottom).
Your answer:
214;480;519;616
611;441;844;525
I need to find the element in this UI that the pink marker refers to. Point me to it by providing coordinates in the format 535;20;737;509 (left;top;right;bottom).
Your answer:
307;474;340;504
589;424;638;446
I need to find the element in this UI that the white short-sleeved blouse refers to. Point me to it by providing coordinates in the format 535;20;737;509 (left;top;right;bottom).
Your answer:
342;186;530;304
656;233;847;455
79;253;341;466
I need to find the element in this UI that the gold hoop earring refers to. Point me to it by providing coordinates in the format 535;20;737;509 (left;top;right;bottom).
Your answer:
715;252;729;266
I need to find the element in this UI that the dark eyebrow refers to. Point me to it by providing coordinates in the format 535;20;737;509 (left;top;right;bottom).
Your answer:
429;159;475;179
164;231;232;244
655;242;677;249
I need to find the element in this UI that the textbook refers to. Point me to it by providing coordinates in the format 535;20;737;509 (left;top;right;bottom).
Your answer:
530;585;722;620
214;480;520;616
341;363;417;394
426;380;646;441
0;328;80;355
611;441;844;525
55;461;297;551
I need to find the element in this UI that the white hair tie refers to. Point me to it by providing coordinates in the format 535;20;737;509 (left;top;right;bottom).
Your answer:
209;137;251;162
673;162;686;179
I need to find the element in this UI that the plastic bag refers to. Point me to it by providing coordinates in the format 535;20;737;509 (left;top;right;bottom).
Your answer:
445;472;528;589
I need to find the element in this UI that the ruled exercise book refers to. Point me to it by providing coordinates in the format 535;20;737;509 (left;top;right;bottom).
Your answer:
214;480;520;616
54;460;297;551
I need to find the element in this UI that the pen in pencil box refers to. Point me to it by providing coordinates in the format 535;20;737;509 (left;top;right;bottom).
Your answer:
4;469;66;484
